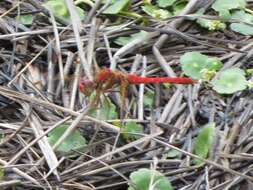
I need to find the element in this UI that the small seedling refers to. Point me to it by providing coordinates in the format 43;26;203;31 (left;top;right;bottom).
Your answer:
128;168;174;190
196;11;226;31
180;52;222;80
193;123;215;165
194;8;226;31
197;19;226;31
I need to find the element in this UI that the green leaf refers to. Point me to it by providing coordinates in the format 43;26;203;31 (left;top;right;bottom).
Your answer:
48;124;87;153
230;10;253;35
180;52;222;80
163;83;172;88
247;80;253;88
75;0;95;7
157;0;177;8
231;10;253;22
44;0;68;17
172;0;187;15
194;8;226;31
89;97;118;120
193;123;215;165
141;4;172;19
114;31;149;46
211;68;248;94
230;23;253;35
119;11;145;21
0;156;4;180
128;168;174;190
103;0;129;14
75;6;86;21
143;91;154;108
0;167;4;181
121;122;143;141
43;0;85;21
181;52;207;79
16;14;33;25
212;0;246;11
197;18;226;31
166;149;180;158
212;0;246;19
0;134;4;144
204;57;223;71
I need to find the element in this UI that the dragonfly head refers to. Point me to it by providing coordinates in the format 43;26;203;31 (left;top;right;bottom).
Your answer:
96;68;113;82
78;79;95;96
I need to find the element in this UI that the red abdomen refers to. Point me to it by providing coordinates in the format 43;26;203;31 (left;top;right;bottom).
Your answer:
127;74;196;84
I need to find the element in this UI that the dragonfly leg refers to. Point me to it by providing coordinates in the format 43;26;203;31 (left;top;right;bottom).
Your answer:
119;78;129;120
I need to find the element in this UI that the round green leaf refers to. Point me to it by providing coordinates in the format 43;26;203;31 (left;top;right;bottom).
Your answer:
230;10;253;35
231;10;253;22
180;52;207;79
48;124;87;154
212;0;246;19
128;168;173;190
211;68;248;94
230;23;253;35
212;0;246;11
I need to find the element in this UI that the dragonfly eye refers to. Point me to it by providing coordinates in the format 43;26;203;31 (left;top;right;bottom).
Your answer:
78;79;95;96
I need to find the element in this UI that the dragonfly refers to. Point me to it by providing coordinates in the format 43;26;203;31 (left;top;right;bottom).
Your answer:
78;68;196;117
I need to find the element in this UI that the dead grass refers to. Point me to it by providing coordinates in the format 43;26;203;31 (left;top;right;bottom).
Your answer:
0;0;253;189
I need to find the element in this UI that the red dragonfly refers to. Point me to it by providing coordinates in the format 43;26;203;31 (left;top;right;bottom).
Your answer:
78;68;196;115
